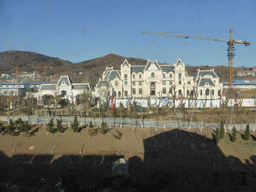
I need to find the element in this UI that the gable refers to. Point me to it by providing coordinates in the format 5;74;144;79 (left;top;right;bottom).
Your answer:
57;76;73;86
145;60;161;71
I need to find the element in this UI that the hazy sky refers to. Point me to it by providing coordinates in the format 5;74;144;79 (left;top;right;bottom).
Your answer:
1;0;255;67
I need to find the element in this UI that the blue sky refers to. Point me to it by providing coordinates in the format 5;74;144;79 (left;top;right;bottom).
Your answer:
1;0;255;67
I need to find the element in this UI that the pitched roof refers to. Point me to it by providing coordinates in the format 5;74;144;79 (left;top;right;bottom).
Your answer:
96;80;111;88
40;84;56;90
198;78;215;86
57;76;73;86
108;70;121;80
131;66;145;73
176;58;184;66
194;70;217;78
121;59;130;67
160;65;174;73
72;83;90;90
145;60;161;70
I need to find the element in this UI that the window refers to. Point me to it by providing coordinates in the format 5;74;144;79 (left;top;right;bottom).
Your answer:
132;82;136;86
133;74;135;78
132;88;136;94
179;80;182;85
187;90;190;96
218;90;221;96
163;74;166;78
200;90;202;96
211;90;214;96
163;87;166;94
139;74;142;78
170;73;172;78
61;90;66;96
178;73;181;78
124;74;127;78
139;82;142;86
139;88;142;94
178;90;182;96
118;91;121;97
191;90;194;97
124;80;127;85
169;88;172;94
113;91;116;97
124;91;128;96
115;81;118;86
169;81;172;85
151;72;155;77
206;89;209;96
163;81;166;85
187;81;191;84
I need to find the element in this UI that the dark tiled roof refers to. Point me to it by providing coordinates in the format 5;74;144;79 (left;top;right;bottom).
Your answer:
198;78;215;86
104;70;111;80
108;70;121;80
104;68;112;75
57;76;73;85
177;59;183;66
96;81;111;88
145;61;161;70
122;60;130;67
131;66;145;73
195;71;217;78
73;84;90;90
41;84;56;90
160;65;174;73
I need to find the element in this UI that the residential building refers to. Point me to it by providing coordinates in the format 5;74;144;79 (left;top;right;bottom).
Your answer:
32;76;91;105
95;59;223;100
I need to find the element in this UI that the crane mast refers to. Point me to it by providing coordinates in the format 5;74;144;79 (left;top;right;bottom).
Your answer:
142;28;250;87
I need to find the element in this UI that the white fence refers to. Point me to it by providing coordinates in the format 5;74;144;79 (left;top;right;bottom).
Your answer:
114;98;256;108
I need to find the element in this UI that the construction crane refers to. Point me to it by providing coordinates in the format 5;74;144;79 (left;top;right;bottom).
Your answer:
142;28;250;87
10;65;19;76
10;64;52;76
21;64;52;76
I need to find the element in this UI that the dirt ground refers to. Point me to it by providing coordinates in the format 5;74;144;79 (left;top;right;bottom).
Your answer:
0;124;255;164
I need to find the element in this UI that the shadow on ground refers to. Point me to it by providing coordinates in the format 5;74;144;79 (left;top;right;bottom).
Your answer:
1;129;256;191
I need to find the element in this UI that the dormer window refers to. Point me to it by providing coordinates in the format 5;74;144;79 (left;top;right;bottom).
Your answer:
151;72;155;78
62;81;65;85
170;73;172;78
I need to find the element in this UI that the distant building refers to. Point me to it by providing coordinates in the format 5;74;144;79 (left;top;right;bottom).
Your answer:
95;59;223;100
0;83;30;96
236;70;256;77
223;78;256;89
32;76;91;105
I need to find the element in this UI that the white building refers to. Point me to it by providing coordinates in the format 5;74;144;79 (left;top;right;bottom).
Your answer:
95;59;223;100
32;76;91;105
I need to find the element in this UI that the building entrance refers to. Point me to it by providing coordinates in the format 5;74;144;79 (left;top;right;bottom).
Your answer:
150;83;155;95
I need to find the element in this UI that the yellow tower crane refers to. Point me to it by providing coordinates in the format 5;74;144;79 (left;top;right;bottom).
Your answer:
142;28;250;87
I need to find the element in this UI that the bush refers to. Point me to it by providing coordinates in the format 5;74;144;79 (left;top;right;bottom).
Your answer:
100;122;108;135
244;124;250;141
220;121;225;139
56;119;64;133
24;121;31;137
112;129;122;140
88;121;94;129
231;127;236;142
71;116;80;133
215;127;220;144
47;119;56;134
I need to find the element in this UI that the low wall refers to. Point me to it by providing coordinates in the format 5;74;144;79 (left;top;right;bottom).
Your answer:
3;115;256;130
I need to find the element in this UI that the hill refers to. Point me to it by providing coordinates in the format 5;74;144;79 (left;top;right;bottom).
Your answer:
0;50;243;87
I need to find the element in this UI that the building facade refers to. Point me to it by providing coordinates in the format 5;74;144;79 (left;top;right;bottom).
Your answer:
32;76;91;105
95;59;223;100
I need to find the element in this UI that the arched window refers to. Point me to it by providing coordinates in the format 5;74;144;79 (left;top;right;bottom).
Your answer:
206;89;209;96
118;91;121;97
124;91;128;96
178;90;182;96
61;90;66;96
113;91;116;97
187;90;190;97
115;81;118;86
151;72;155;77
